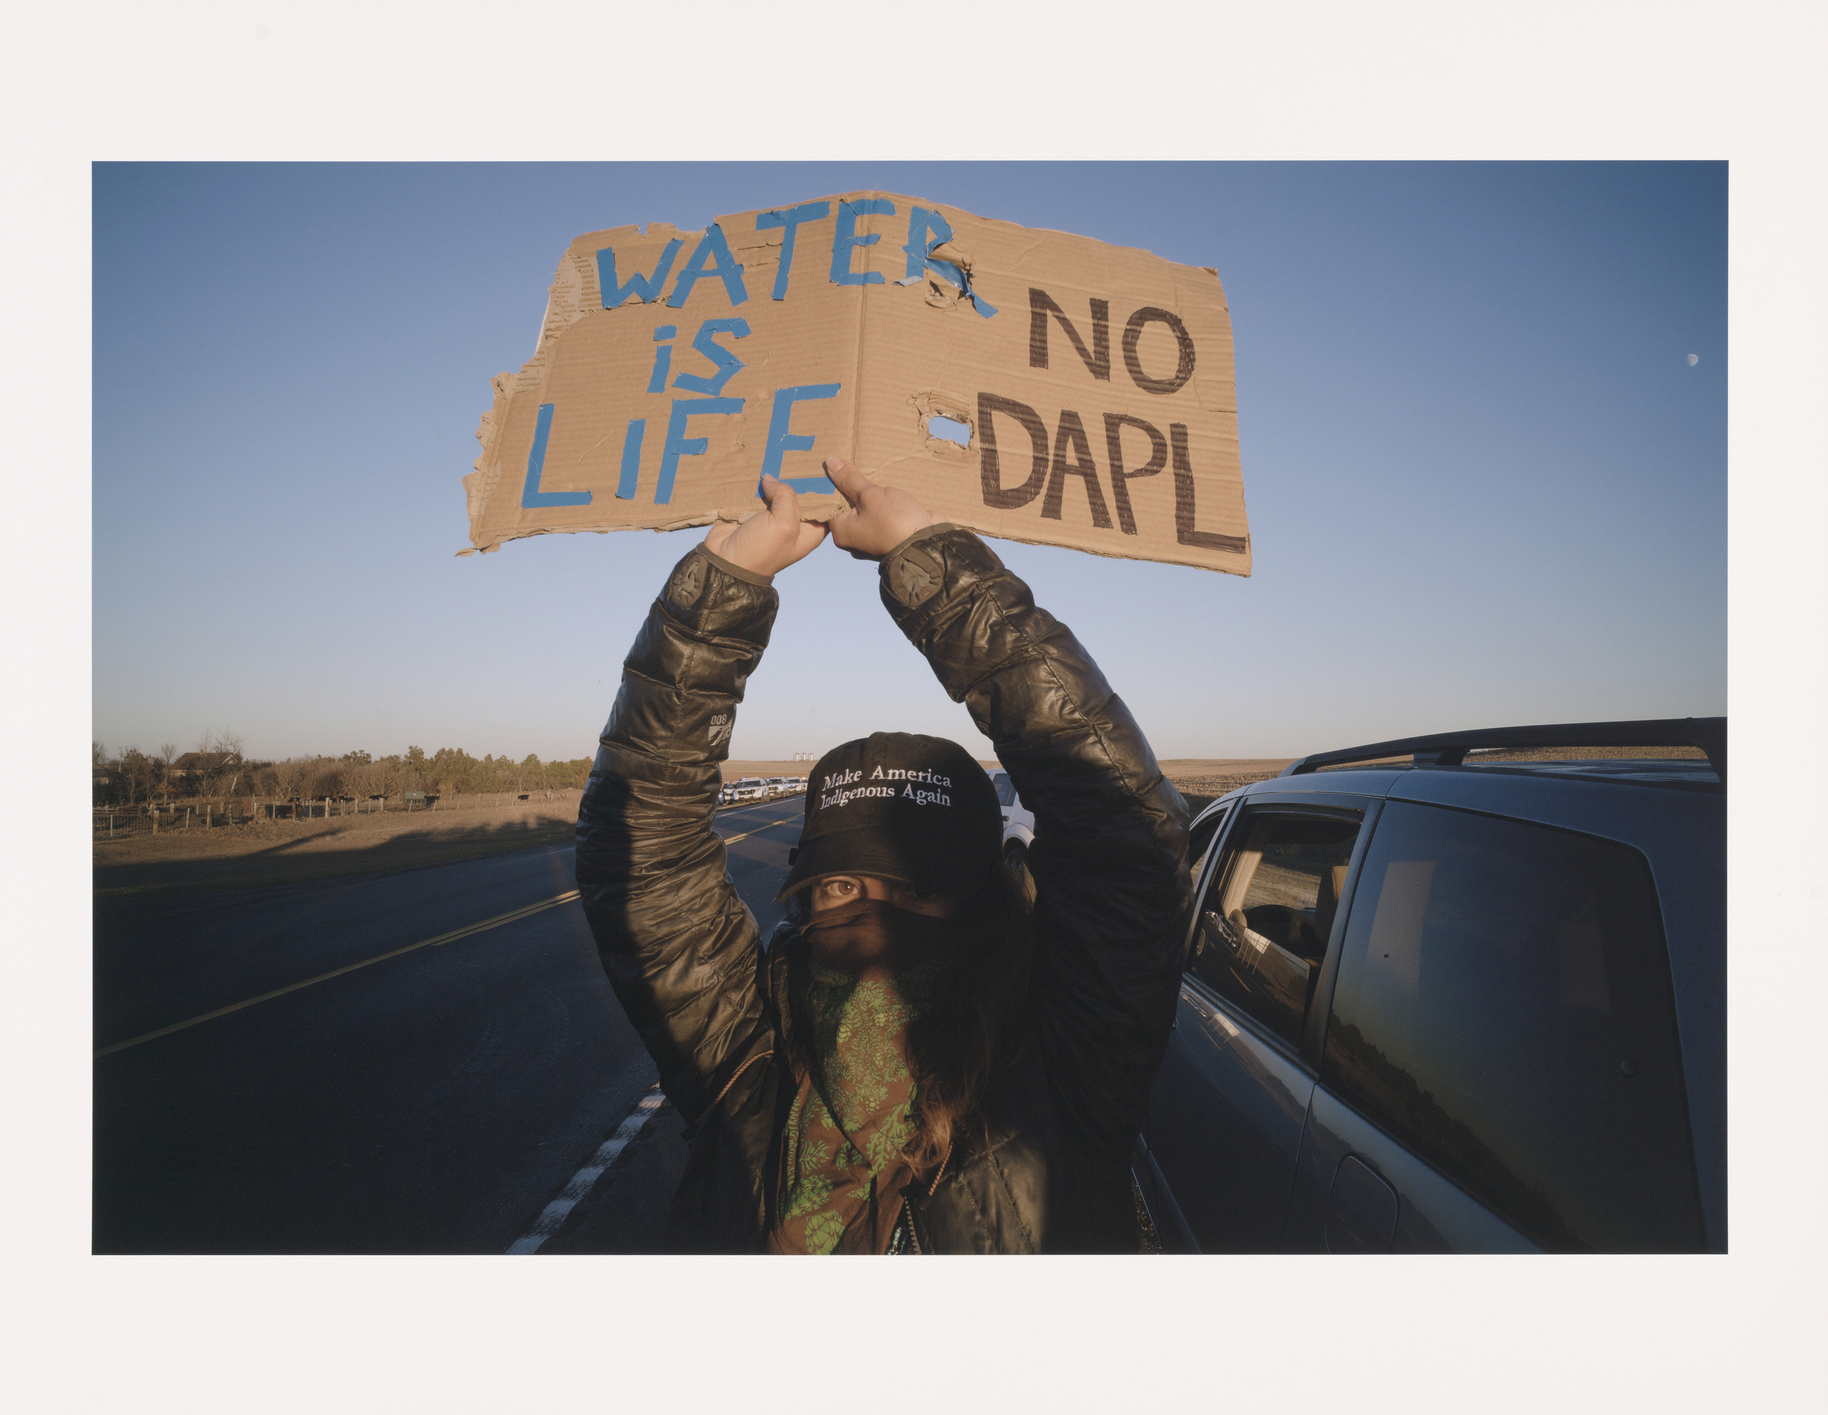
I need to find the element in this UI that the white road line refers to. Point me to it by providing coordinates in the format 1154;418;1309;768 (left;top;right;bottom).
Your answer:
505;1084;667;1254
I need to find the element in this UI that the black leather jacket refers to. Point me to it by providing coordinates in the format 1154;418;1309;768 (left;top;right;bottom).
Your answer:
575;525;1190;1252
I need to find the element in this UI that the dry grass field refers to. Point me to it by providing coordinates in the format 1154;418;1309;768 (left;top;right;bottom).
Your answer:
735;757;1299;803
719;760;821;781
93;756;1306;898
93;792;591;897
1157;758;1300;800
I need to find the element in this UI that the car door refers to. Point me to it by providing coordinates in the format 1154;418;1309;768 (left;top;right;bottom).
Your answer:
1143;794;1378;1252
1283;799;1705;1252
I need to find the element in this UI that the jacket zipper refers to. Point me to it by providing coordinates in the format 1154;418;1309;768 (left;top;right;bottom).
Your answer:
899;1137;955;1255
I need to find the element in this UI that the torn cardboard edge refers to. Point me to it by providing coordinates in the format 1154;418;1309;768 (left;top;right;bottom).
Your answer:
462;192;1250;574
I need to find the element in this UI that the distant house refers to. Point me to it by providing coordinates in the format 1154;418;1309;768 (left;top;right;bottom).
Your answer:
171;750;237;776
164;750;256;797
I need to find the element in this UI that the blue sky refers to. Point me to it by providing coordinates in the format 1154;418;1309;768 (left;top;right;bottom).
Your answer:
92;161;1725;764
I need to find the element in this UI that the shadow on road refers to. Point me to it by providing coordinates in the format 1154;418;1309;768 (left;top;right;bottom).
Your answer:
93;816;580;898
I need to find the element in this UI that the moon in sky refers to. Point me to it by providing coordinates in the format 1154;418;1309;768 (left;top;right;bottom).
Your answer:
1688;354;1700;366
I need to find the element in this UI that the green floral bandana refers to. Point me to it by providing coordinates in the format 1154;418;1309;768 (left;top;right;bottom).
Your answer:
770;953;939;1255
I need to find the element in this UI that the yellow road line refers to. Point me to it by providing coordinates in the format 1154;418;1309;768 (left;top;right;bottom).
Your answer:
93;889;583;1060
95;815;801;1060
717;792;811;814
718;820;797;848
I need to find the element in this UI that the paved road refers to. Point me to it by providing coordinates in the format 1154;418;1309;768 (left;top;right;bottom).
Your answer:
92;794;805;1253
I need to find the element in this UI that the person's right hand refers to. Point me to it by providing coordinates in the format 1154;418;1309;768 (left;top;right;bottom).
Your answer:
702;475;827;576
824;457;941;561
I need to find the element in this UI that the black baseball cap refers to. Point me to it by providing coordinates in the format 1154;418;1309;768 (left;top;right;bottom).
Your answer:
777;732;1004;901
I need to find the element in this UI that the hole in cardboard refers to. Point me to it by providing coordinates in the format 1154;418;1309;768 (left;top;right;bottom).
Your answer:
927;415;972;448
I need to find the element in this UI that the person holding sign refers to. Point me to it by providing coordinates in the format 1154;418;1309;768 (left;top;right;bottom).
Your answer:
575;459;1190;1253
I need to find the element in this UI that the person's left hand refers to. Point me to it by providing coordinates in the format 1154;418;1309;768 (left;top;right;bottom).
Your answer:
703;475;828;576
824;457;941;560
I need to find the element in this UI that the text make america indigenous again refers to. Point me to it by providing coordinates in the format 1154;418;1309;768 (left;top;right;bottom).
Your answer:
821;765;955;810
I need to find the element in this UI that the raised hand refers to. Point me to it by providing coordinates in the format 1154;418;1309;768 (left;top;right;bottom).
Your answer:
703;474;829;577
823;457;942;561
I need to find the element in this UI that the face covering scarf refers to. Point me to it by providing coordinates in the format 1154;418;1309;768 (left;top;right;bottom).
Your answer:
768;900;953;1255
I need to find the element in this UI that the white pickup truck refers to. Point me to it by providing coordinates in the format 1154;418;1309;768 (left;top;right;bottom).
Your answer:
990;770;1036;903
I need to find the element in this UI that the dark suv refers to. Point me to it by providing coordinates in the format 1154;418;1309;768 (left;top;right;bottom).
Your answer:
1133;719;1725;1253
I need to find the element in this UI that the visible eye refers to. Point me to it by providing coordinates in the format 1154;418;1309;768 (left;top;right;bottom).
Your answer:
814;877;861;908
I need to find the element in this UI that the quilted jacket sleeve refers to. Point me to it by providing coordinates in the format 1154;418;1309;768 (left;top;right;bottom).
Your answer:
878;526;1192;1163
574;544;778;1126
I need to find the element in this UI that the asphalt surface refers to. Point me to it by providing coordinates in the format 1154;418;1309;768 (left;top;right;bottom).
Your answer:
92;794;806;1253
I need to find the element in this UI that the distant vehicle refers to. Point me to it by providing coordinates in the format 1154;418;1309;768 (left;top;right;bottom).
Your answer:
763;776;791;799
727;778;769;804
990;771;1036;904
1132;718;1725;1254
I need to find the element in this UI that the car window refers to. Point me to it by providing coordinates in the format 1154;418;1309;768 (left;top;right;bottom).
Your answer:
1187;810;1363;1051
992;772;1017;808
1322;801;1702;1252
1186;804;1230;882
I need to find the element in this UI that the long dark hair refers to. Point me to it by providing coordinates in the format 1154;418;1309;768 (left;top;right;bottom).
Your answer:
779;867;1033;1175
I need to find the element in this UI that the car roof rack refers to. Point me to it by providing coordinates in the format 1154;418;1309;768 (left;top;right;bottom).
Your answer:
1278;717;1726;786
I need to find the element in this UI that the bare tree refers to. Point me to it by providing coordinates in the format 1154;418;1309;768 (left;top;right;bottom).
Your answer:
271;757;309;804
193;727;248;796
119;747;155;805
305;757;345;802
215;730;247;795
192;729;217;795
346;759;386;804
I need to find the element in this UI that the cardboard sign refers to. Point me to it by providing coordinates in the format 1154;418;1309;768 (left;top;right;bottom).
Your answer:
463;192;1250;574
